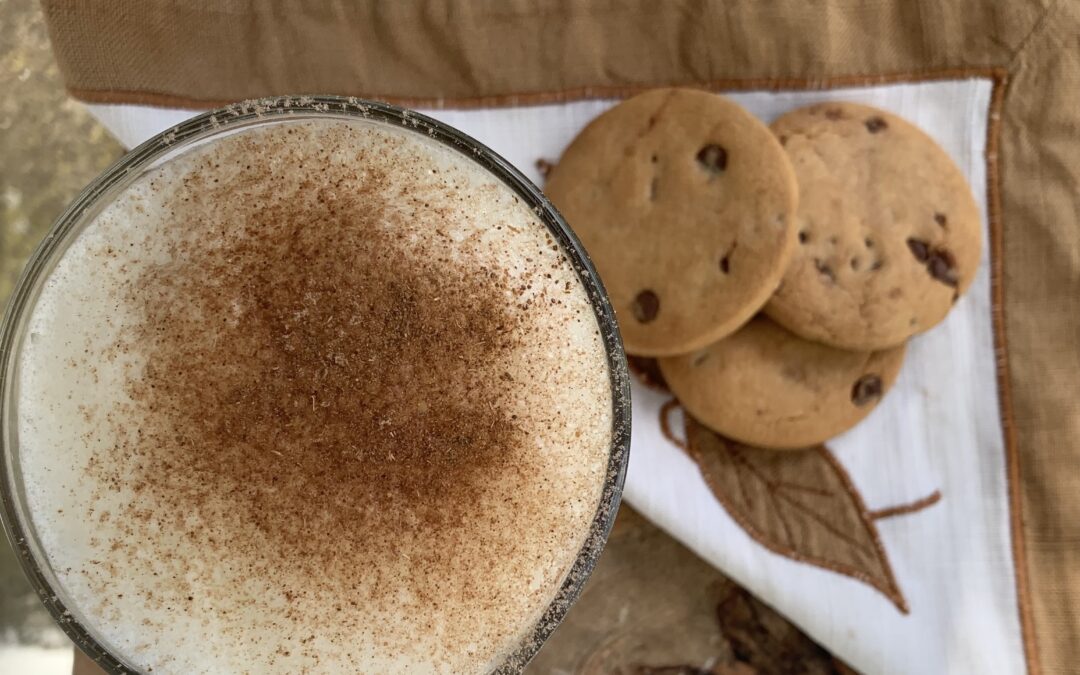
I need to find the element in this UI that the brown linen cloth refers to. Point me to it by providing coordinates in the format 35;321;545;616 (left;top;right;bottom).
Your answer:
40;1;1080;673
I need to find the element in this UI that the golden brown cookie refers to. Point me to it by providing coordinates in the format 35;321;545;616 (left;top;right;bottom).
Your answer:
766;102;982;350
546;88;799;356
659;315;906;450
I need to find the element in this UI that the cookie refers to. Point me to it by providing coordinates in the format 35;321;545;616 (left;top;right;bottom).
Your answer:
658;315;906;449
546;88;799;356
766;102;982;350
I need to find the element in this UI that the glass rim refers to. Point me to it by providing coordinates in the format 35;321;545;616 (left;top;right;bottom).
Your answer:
0;96;632;674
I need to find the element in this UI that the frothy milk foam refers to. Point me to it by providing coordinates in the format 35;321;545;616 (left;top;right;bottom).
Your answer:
16;118;613;673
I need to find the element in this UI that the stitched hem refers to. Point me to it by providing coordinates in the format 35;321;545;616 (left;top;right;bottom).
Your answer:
69;67;1006;110
984;70;1039;675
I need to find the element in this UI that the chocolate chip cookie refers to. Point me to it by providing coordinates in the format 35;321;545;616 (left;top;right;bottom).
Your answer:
658;315;906;449
546;88;799;356
766;102;982;350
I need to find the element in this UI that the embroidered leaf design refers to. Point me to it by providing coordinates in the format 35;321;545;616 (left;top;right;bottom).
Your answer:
686;417;909;613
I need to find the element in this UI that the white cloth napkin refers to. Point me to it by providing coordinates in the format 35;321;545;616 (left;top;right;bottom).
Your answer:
87;78;1023;674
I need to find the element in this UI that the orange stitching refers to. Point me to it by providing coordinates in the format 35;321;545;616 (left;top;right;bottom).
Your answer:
869;490;942;520
688;423;909;614
726;449;761;518
730;447;873;557
984;71;1039;675
772;480;835;498
811;446;910;614
774;492;877;559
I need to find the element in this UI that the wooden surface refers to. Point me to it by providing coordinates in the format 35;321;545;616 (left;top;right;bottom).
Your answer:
3;2;845;672
528;507;850;674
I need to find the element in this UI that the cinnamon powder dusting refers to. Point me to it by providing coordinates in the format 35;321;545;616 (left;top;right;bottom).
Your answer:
26;120;613;672
127;171;524;546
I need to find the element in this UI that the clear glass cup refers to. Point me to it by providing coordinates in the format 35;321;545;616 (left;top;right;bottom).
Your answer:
0;96;631;674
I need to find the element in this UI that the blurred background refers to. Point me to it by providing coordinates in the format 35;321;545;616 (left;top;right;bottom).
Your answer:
0;0;120;669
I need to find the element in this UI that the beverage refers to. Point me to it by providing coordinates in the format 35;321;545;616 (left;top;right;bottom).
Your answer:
8;110;624;672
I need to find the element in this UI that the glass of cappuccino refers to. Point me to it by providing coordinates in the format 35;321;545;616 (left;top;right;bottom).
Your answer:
0;97;630;674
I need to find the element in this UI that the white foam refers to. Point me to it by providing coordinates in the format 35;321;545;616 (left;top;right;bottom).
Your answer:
16;118;612;673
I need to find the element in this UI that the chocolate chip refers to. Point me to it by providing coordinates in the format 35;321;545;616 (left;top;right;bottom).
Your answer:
631;290;660;323
825;108;843;120
851;375;883;406
696;144;728;174
778;134;788;146
650;154;659;164
865;117;888;133
928;250;959;287
798;231;809;244
934;212;948;228
870;259;884;271
850;257;861;271
906;238;930;262
865;237;874;248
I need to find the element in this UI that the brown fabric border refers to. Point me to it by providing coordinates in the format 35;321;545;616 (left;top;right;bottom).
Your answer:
71;68;1010;111
41;0;1047;107
984;70;1039;675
